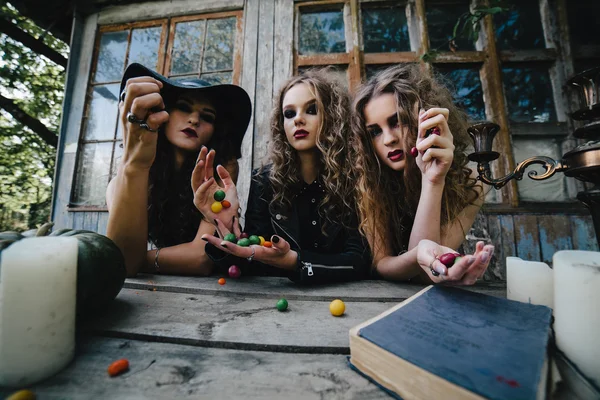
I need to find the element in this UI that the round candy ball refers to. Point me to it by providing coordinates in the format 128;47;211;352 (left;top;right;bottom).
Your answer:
258;236;266;245
237;238;251;247
239;232;249;239
329;299;345;317
276;298;288;311
224;233;237;243
213;190;226;202
263;241;273;248
228;265;241;279
410;147;418;158
218;278;226;285
248;235;261;245
221;200;231;209
211;201;223;213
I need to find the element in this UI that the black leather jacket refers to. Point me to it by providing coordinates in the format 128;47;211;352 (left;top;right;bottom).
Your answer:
206;167;372;284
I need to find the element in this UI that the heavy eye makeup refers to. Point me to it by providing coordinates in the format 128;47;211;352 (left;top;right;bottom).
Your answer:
174;100;216;124
283;101;317;119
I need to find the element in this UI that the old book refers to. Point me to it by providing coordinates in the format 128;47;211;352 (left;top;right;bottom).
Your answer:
349;285;553;400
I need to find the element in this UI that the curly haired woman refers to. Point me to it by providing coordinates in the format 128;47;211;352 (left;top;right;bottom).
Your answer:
106;63;251;277
350;64;494;285
195;69;371;283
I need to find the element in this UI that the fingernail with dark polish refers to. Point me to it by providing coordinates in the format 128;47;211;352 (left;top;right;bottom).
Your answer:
481;252;489;263
221;243;228;248
272;235;280;243
201;237;208;242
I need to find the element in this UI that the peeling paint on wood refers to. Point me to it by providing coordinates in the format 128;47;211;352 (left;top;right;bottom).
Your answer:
514;215;541;261
538;215;573;264
570;215;599;251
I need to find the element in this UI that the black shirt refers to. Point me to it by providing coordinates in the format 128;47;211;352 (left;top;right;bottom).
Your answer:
296;179;326;251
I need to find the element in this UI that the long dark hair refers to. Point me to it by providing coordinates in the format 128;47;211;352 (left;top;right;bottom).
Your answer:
147;100;236;248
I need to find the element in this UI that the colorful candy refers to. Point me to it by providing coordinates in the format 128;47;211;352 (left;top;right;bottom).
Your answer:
410;147;418;157
221;200;231;208
248;235;260;245
108;359;130;377
211;201;223;213
239;232;249;239
276;298;288;311
5;390;36;400
258;236;265;245
228;265;241;279
263;241;273;248
439;252;464;268
329;299;345;317
218;278;226;285
214;190;226;201
224;233;237;243
237;238;251;247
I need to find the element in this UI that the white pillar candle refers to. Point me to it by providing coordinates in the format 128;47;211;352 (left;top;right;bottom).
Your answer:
0;237;78;387
506;256;554;309
553;250;600;387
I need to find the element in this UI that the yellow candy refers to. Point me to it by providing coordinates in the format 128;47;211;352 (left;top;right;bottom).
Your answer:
6;390;36;400
258;236;265;245
329;299;345;317
211;201;223;213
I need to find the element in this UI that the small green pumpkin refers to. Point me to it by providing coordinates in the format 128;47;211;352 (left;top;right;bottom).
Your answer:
0;222;126;315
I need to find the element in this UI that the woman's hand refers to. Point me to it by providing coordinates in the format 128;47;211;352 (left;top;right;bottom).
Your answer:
119;76;169;171
417;239;494;285
192;148;240;232
201;219;298;270
415;108;455;185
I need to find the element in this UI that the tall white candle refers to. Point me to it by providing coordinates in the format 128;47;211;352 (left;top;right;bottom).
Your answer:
506;256;554;309
553;250;600;387
0;237;78;386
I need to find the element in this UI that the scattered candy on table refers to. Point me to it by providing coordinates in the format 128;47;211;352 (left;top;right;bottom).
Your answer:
107;359;129;377
214;190;226;202
211;201;223;213
329;299;345;317
218;278;226;285
229;265;241;279
276;298;288;311
224;233;237;243
5;390;36;400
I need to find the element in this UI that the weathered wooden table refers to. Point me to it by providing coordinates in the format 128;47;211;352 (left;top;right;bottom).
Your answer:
1;276;505;399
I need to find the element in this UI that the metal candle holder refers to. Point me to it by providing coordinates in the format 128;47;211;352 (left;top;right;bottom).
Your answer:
467;66;600;248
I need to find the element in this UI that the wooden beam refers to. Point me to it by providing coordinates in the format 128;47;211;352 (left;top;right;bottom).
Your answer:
363;52;419;64
0;19;68;68
296;53;350;66
0;92;58;147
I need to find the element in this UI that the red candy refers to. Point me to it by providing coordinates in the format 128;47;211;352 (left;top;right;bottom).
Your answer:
228;265;241;279
439;253;461;268
410;147;418;157
239;232;249;239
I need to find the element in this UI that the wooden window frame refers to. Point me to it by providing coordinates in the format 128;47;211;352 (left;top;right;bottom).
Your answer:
68;11;244;212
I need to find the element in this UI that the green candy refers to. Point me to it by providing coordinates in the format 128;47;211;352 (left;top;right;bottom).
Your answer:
213;190;226;202
224;233;237;243
248;235;260;245
276;298;288;311
237;238;251;247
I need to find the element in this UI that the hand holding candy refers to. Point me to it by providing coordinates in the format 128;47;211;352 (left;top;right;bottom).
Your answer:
417;239;494;285
192;147;239;231
413;108;455;185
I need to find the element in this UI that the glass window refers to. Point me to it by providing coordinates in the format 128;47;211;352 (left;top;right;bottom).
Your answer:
362;5;410;53
494;1;545;50
82;84;120;141
503;65;556;123
72;142;113;206
299;10;345;55
426;2;474;51
128;27;162;70
94;31;128;83
435;65;485;121
170;20;206;75
203;17;236;72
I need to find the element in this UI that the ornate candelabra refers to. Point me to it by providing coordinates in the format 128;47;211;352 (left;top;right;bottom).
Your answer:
467;66;600;248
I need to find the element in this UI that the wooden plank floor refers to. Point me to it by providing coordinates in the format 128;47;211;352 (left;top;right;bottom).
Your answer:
1;276;506;399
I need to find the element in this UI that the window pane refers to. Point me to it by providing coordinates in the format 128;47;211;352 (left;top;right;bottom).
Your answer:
299;11;345;55
362;5;409;53
494;1;545;50
365;64;396;81
94;31;128;82
200;72;232;85
128;27;162;70
203;17;236;72
436;65;485;121
170;20;206;75
568;0;600;46
111;141;123;179
83;84;120;141
512;138;567;202
72;142;113;206
426;3;474;51
503;66;556;123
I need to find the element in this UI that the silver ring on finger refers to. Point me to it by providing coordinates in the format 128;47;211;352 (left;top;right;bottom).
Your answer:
127;111;145;124
246;246;256;263
120;89;127;102
429;257;440;277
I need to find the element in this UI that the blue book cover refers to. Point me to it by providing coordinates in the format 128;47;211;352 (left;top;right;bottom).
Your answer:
357;286;553;400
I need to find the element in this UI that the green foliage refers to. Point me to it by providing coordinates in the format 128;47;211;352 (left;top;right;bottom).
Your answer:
0;3;68;230
420;1;509;63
